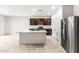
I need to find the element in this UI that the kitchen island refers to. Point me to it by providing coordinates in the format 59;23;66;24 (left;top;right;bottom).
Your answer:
18;30;47;44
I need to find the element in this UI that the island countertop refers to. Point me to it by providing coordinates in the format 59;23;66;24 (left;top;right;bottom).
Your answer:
17;30;47;33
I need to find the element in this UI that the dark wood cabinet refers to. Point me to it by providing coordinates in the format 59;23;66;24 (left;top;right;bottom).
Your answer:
44;29;52;35
29;18;52;35
30;18;51;25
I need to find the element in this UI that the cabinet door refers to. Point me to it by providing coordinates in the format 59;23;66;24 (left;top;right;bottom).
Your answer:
45;29;52;35
43;18;51;25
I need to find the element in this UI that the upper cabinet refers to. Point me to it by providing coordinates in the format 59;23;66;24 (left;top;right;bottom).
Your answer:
30;18;51;25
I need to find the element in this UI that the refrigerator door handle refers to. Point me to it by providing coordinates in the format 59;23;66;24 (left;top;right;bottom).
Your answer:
63;21;65;40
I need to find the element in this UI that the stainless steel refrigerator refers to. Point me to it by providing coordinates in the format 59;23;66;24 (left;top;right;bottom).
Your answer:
61;16;79;53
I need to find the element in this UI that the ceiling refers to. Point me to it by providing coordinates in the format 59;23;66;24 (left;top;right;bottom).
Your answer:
0;5;62;16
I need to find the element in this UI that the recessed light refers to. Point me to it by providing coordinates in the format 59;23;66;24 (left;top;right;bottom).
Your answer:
48;13;51;15
32;9;36;12
51;6;55;9
32;13;34;15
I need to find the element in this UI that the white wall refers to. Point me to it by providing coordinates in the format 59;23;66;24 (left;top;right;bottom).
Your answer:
73;5;79;16
52;7;62;43
0;8;63;38
63;5;73;18
62;5;79;17
6;16;30;34
0;15;6;35
6;16;52;34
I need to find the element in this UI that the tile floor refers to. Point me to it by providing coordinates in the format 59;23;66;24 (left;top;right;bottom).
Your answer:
0;34;66;53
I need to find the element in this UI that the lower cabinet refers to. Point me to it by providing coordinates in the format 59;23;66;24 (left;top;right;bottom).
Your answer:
43;29;52;35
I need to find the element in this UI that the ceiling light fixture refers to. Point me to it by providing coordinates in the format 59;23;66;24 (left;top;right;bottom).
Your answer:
32;13;34;15
51;6;55;9
32;9;36;12
48;13;51;15
38;9;43;12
